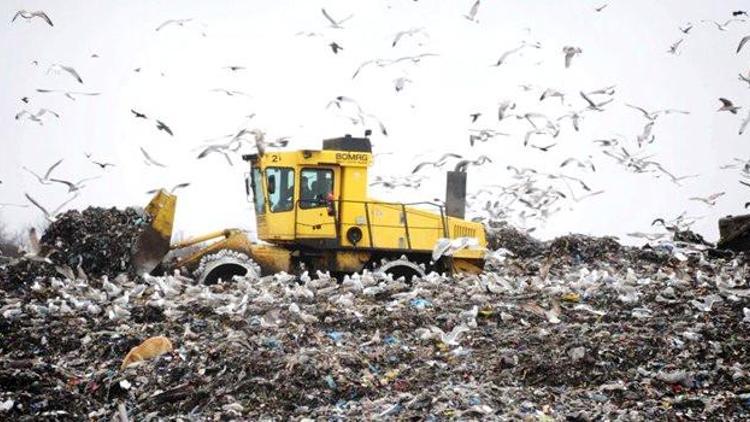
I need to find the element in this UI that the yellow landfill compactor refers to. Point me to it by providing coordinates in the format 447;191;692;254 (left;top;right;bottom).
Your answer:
132;135;487;283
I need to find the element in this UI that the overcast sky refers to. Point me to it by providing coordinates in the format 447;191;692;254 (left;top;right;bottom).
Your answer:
1;0;749;244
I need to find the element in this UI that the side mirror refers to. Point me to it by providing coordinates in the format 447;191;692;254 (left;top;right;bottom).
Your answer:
267;174;276;195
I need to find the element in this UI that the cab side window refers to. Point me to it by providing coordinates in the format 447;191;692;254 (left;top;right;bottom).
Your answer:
300;168;333;209
266;167;294;213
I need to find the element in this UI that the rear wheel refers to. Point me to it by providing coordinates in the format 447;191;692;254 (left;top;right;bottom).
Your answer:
194;249;260;284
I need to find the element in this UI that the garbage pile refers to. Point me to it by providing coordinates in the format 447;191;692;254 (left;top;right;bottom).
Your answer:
1;226;750;419
0;207;148;290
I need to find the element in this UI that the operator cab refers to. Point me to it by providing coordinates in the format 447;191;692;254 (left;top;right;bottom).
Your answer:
243;135;372;245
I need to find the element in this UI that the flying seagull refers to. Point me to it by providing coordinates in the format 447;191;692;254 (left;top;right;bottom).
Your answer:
146;182;190;195
668;39;684;55
464;0;480;21
412;153;462;174
47;64;84;84
679;24;693;34
321;8;353;29
688;192;725;206
155;120;173;136
15;108;59;124
738;35;750;54
329;42;343;54
24;192;79;223
594;4;608;12
392;28;426;48
36;89;100;101
223;65;245;71
23;159;63;185
702;19;745;31
49;176;101;193
718;98;741;114
12;10;53;26
131;109;147;119
140;147;167;167
739;110;750;135
211;88;248;96
562;46;582;68
155;18;193;31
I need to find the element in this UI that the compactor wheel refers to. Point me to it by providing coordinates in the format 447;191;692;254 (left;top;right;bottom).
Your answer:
194;249;260;284
373;256;426;282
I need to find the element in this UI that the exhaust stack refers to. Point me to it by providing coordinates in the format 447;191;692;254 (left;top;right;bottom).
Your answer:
445;171;467;219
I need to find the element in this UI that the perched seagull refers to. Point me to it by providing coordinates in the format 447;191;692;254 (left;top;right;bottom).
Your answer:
155;18;193;31
35;88;100;101
668;39;684;54
140;147;167;167
11;10;53;26
321;8;353;29
738;35;750;54
464;0;481;22
155;120;173;136
329;42;343;54
131;109;147;119
15;108;59;124
146;182;190;195
24;192;79;223
688;192;725;206
49;176;101;193
47;64;84;84
562;46;582;68
23;159;63;185
718;98;741;114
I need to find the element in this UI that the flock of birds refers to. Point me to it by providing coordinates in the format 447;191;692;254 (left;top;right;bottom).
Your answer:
3;3;750;243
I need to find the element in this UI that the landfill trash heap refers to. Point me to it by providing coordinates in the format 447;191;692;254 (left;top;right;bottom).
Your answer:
1;207;750;419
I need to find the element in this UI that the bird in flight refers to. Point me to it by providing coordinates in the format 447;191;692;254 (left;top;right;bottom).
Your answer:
131;109;147;119
47;64;84;84
329;42;343;54
140;147;167;167
563;46;582;68
49;176;101;193
155;120;174;136
24;192;79;223
15;108;59;125
668;39;684;55
23;159;63;185
146;183;191;195
36;89;100;101
718;98;741;114
412;153;463;174
12;10;53;26
464;0;481;22
738;35;750;54
155;18;193;31
392;28;426;48
688;192;725;206
321;8;353;29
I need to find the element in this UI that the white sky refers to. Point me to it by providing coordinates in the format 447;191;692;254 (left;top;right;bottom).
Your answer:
1;0;749;244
